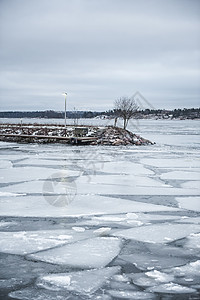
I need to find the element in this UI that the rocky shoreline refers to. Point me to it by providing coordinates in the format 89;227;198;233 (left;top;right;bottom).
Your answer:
93;126;154;146
0;124;154;146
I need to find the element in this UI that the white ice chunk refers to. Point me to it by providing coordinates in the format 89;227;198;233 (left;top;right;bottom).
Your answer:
72;227;85;232
141;158;200;169
77;174;165;188
14;158;74;167
0;229;94;255
160;171;200;180
181;181;200;191
0;167;80;183
146;270;174;282
75;180;198;196
94;161;154;175
0;278;30;289
172;260;200;276
28;237;122;268
107;290;156;299
9;288;67;300
2;177;198;195
83;213;180;227
130;271;174;288
176;196;200;212
120;253;188;271
146;282;197;294
93;227;112;236
0;221;17;228
113;223;200;244
0;160;12;169
176;216;200;224
184;233;200;249
0;194;180;218
37;266;120;294
0;192;26;197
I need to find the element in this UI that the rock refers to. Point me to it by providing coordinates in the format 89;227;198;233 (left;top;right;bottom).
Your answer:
0;124;154;146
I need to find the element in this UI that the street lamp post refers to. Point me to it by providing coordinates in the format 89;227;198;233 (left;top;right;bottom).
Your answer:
62;92;67;133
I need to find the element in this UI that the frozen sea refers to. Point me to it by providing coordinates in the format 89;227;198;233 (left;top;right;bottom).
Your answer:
0;118;200;300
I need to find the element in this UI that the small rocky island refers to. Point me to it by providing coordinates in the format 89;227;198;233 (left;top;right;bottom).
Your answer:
0;123;154;146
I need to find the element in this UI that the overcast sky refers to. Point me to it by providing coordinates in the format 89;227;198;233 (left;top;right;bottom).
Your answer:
0;0;199;111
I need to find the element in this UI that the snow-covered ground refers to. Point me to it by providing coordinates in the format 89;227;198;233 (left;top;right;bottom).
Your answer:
0;119;200;300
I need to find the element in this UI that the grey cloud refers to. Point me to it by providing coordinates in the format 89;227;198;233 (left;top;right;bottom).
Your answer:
0;0;199;111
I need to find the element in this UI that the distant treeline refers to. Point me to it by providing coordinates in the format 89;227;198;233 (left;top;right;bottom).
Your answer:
0;108;200;119
0;110;106;119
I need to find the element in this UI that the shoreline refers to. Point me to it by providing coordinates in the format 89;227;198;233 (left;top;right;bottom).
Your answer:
0;124;154;146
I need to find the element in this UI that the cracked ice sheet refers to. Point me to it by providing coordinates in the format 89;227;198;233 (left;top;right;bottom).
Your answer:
78;213;180;227
9;288;73;300
76;174;170;188
0;229;95;255
160;171;200;180
14;158;74;167
181;181;200;191
184;233;200;250
175;216;200;224
166;260;200;277
107;290;156;299
37;266;120;294
0;167;80;183
0;160;12;169
1;178;199;196
0;195;180;218
176;197;200;212
75;182;199;196
94;161;154;175
27;237;122;268
130;270;174;288
141;158;200;169
146;283;197;294
120;253;189;271
113;223;200;244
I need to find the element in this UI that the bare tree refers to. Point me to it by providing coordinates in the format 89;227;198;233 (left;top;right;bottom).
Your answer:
114;97;138;130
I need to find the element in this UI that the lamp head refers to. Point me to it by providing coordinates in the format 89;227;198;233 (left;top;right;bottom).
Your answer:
62;92;67;96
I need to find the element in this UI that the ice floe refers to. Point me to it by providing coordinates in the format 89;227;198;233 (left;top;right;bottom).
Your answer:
9;288;69;300
129;271;174;287
0;192;26;197
0;229;95;255
184;233;200;250
176;196;200;212
0;167;80;183
37;266;120;294
160;171;200;180
171;260;200;276
94;161;154;175
79;213;180;227
181;181;200;191
0;194;180;218
107;290;156;299
0;220;17;228
0;160;12;169
0;278;30;290
141;158;200;169
113;223;200;244
28;237;122;268
146;282;197;294
1;175;199;195
120;252;189;271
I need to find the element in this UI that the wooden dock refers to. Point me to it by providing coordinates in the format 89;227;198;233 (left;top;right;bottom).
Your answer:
0;133;97;144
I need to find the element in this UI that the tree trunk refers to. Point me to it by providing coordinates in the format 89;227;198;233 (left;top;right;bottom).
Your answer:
123;118;126;129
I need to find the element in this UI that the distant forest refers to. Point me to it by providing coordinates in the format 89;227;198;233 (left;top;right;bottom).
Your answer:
0;108;200;119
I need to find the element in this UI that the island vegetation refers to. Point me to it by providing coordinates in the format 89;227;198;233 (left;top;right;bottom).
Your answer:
0;107;199;120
